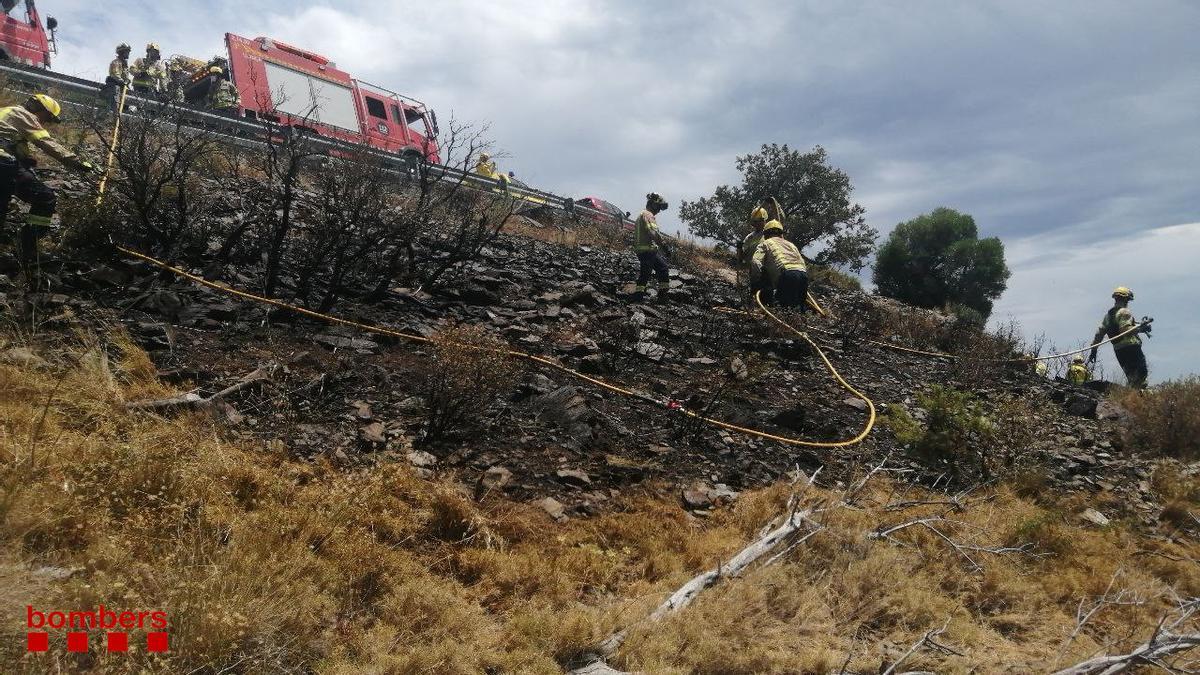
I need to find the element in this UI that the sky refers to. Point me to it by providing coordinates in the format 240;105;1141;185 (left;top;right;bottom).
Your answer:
40;0;1199;380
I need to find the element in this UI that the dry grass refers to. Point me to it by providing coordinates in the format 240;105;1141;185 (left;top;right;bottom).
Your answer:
1116;376;1200;459
2;332;1200;673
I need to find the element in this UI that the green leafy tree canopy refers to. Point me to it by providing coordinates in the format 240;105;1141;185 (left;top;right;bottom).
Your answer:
678;144;878;271
873;207;1011;318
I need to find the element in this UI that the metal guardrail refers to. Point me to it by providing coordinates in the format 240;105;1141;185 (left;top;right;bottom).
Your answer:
0;61;622;224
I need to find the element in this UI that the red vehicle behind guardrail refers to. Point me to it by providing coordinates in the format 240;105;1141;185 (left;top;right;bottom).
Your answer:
0;0;56;68
221;34;440;163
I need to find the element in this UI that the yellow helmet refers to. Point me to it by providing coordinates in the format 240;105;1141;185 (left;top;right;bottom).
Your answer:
1072;355;1084;363
750;207;768;222
146;42;160;52
209;66;223;74
478;152;490;161
763;219;784;234
1112;286;1134;300
29;94;61;122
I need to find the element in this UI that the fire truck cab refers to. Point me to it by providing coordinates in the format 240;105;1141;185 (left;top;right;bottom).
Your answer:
224;34;440;163
0;0;55;68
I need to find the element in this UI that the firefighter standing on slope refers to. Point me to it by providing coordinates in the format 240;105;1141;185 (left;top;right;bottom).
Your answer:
751;220;808;310
130;43;167;97
1089;286;1149;389
632;192;671;302
207;66;240;116
0;95;97;271
103;43;133;112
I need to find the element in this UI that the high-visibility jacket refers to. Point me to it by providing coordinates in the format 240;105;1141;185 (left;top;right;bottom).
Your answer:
1099;306;1141;349
633;209;660;253
1067;363;1089;384
0;106;81;166
474;158;498;179
750;236;806;287
131;57;167;91
209;79;240;110
739;230;763;268
108;58;131;84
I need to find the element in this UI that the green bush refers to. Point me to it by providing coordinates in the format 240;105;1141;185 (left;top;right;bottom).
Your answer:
887;386;996;479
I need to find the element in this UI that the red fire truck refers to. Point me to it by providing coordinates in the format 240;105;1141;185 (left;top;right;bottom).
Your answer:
0;0;56;67
205;34;441;163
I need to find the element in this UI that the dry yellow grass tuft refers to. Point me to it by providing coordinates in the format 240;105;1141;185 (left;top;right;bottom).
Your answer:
2;331;1199;672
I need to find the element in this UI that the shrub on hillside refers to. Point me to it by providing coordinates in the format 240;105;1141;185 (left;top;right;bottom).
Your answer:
417;326;520;444
1117;376;1200;458
887;386;997;480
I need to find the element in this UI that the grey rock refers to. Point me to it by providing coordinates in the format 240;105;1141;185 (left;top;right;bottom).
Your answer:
540;497;568;522
556;469;592;487
407;450;438;468
360;422;387;444
1;347;48;368
1080;508;1111;527
479;465;513;490
843;397;869;411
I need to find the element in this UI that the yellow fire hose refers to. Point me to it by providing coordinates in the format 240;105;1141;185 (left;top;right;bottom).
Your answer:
715;301;1144;363
95;85;128;206
115;246;878;449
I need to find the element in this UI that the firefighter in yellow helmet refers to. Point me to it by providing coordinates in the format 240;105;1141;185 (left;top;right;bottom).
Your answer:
739;206;768;268
750;220;808;309
131;42;167;97
207;66;240;116
1089;286;1148;389
0;95;97;273
102;43;133;112
1066;355;1090;385
632;192;671;301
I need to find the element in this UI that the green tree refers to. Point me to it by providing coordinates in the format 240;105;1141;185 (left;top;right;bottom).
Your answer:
873;207;1011;318
678;144;878;271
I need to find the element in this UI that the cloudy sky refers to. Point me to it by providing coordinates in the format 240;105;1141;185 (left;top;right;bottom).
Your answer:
44;0;1198;380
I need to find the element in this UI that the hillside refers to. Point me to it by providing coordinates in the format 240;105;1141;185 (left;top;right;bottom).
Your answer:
1;142;1199;673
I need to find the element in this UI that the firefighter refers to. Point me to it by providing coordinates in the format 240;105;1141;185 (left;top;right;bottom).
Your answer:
632;192;671;301
1067;356;1090;385
0;95;97;273
1089;286;1149;389
750;220;808;309
207;66;240;116
473;152;508;188
738;206;768;305
103;43;133;112
130;43;167;97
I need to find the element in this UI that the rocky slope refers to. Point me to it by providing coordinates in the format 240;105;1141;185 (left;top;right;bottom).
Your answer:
0;216;1172;528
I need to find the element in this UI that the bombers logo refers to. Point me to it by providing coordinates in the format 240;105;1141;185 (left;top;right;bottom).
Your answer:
25;605;169;653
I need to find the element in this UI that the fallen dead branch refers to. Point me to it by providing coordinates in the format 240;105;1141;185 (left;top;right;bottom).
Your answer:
869;515;1037;572
126;364;275;412
882;617;962;675
591;467;826;662
1053;595;1200;674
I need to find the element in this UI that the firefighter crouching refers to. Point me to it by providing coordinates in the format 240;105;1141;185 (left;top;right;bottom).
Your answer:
1066;355;1090;385
750;220;808;309
207;67;240;116
632;192;671;302
0;95;97;269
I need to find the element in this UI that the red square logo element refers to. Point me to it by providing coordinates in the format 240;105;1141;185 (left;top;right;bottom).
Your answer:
147;632;169;652
66;632;88;652
107;632;129;652
26;632;49;652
